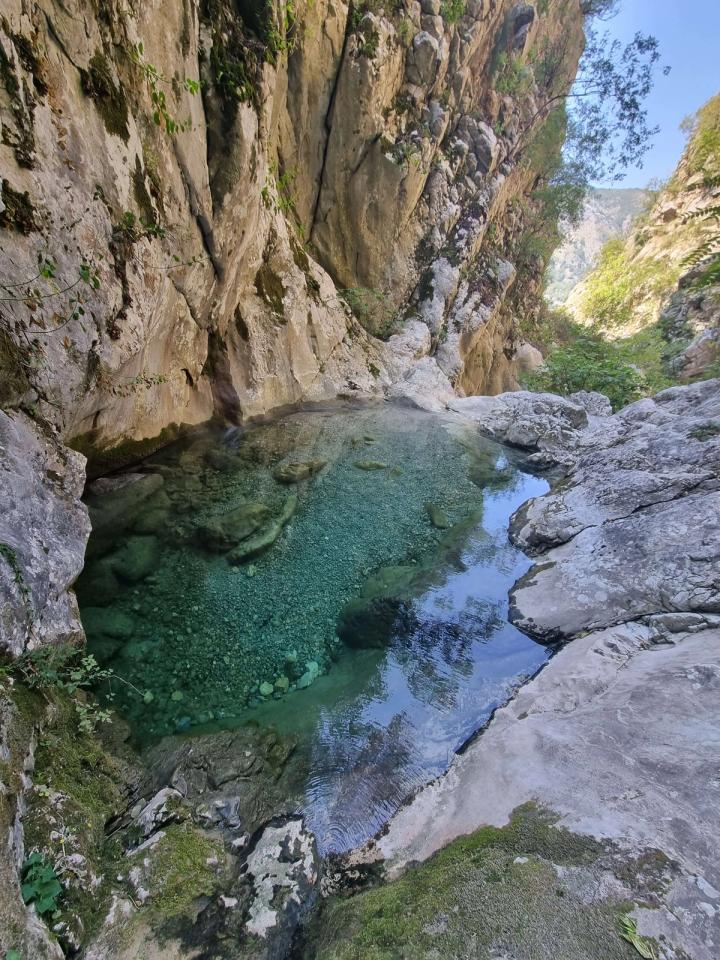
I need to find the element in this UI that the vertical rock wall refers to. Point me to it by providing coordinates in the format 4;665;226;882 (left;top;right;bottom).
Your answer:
0;0;585;467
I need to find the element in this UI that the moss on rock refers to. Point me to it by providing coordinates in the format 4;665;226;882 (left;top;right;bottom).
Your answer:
303;805;645;960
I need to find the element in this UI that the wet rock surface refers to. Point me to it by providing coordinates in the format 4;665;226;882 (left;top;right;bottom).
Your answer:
325;378;720;960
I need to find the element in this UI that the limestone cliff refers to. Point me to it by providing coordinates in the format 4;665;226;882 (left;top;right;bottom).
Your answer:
545;186;649;305
567;93;720;379
1;0;584;469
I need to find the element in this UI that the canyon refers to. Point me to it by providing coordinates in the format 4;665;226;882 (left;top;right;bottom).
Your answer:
1;2;719;960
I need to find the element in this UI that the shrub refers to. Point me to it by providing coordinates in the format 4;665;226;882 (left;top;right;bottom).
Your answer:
522;333;646;410
21;853;63;915
440;0;465;25
340;287;399;340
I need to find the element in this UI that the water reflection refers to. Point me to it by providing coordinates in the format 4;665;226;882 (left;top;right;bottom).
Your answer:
77;402;549;852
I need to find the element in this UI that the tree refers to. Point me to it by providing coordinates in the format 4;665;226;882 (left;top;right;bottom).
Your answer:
514;8;669;185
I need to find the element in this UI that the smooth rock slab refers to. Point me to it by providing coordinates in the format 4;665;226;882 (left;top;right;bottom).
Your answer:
510;491;720;641
369;623;720;960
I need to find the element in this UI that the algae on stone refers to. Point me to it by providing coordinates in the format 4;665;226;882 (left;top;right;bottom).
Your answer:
303;805;648;960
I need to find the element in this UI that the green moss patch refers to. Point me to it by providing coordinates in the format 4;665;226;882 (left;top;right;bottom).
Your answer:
304;805;644;960
20;691;135;943
80;50;130;142
134;822;226;919
255;262;286;317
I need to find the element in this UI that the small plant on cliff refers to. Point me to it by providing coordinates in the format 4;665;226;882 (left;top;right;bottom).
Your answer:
340;287;399;340
20;853;63;916
618;915;657;960
439;0;465;25
16;644;147;733
129;42;200;135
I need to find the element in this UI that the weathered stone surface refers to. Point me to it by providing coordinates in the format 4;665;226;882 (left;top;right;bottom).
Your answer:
0;411;90;656
505;380;720;639
448;390;601;465
244;818;319;948
511;492;720;640
366;622;720;960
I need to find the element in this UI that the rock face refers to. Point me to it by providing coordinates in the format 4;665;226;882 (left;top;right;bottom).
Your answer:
0;410;90;655
0;0;584;468
567;93;720;378
331;378;720;960
505;379;720;640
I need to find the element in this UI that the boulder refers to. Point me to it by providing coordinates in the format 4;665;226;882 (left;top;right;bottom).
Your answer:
110;536;160;583
195;503;270;552
273;460;327;484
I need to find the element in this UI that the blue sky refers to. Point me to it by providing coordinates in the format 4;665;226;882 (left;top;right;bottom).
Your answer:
593;0;720;187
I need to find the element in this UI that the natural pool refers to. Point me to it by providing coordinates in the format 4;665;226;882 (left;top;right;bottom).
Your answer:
77;401;550;852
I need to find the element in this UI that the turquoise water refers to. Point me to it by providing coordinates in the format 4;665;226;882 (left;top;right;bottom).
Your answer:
77;401;549;852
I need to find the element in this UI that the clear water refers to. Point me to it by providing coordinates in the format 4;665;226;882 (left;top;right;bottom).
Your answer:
77;401;549;853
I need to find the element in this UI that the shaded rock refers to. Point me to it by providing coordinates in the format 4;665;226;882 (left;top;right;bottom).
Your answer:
110;536;160;583
145;726;303;836
81;606;135;640
227;495;298;564
337;596;414;648
195;503;270;552
86;474;164;558
77;557;120;607
273;459;327;484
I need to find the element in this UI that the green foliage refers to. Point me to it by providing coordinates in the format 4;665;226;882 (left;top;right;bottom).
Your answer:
0;542;29;605
340;287;399;340
305;804;634;960
619;915;657;959
116;210;166;241
15;643;145;732
130;41;200;135
20;853;63;915
689;421;720;442
5;950;22;960
494;51;533;96
681;94;720;182
138;823;225;918
262;163;304;237
439;0;465;25
522;331;647;411
577;237;679;330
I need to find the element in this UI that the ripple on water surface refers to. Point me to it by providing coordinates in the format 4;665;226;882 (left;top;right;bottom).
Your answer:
77;401;549;853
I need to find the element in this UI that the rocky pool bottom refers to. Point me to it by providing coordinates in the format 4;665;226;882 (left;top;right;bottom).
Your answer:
76;400;550;854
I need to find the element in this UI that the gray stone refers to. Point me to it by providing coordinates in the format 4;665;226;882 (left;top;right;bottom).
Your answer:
0;411;90;657
370;622;720;960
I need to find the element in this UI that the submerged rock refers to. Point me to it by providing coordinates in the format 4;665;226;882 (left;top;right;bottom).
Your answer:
110;535;160;584
195;503;270;552
227;495;298;564
274;459;327;483
425;501;450;529
353;460;388;471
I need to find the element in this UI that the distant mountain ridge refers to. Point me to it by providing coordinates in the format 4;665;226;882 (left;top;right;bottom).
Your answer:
545;188;649;305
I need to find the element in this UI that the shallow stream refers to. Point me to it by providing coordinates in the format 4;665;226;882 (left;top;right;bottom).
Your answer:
77;401;549;853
